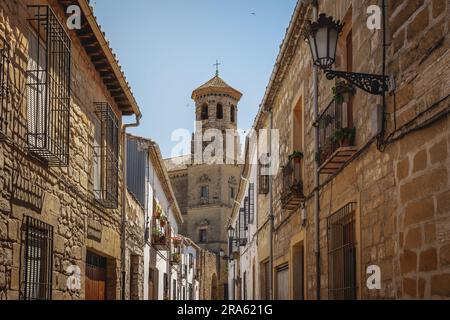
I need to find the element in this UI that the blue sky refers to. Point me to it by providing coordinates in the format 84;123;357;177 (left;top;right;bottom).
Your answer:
93;0;297;157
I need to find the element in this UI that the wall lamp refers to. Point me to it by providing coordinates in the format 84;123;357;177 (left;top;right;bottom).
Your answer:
305;14;389;95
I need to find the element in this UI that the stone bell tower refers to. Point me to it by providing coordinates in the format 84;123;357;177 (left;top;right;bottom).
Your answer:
191;66;242;165
166;66;243;299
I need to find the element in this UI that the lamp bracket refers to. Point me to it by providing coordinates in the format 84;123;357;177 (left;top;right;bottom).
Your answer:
324;70;389;95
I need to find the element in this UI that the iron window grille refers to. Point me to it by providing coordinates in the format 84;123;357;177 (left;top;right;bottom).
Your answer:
258;153;270;195
93;102;120;209
238;207;247;246
244;196;249;230
0;36;11;137
26;5;71;166
21;216;54;300
249;183;255;224
327;202;357;300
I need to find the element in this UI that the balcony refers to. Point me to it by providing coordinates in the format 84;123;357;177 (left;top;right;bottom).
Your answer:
152;213;170;250
281;154;305;211
171;252;181;265
318;99;357;175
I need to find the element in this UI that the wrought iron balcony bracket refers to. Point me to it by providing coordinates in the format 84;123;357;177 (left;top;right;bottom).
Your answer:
324;69;389;96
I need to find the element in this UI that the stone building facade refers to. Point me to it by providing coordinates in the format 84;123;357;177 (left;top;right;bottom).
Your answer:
229;0;450;300
124;191;145;300
0;0;141;300
165;74;243;299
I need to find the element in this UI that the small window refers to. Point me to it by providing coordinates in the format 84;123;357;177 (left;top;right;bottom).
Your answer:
199;229;207;243
93;102;120;209
200;186;209;199
258;156;270;195
230;105;236;123
26;6;71;166
21;216;54;300
230;187;235;200
201;104;208;120
216;104;223;119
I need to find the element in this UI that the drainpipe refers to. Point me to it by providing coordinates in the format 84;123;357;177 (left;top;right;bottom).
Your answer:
267;109;274;300
312;1;321;301
120;113;142;300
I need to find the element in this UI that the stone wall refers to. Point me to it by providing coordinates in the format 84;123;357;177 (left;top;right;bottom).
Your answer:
198;248;221;300
253;0;450;300
0;0;127;300
125;192;145;300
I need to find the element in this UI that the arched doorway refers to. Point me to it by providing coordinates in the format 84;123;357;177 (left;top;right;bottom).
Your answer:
211;273;218;300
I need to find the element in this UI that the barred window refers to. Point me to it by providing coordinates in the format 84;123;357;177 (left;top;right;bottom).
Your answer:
0;36;11;136
93;102;120;209
26;5;71;166
258;157;270;195
21;216;54;300
238;207;247;246
244;196;249;230
328;202;357;300
248;183;255;224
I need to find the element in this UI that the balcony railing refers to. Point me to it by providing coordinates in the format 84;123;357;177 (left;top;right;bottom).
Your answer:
170;252;181;265
152;216;170;250
318;99;357;175
281;156;305;211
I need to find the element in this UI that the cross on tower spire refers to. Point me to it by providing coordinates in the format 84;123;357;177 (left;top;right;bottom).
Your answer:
213;59;221;77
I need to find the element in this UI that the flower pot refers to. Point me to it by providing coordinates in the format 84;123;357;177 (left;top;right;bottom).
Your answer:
340;138;351;147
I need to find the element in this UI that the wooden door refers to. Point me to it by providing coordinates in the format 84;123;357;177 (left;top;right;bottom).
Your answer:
293;243;305;300
276;265;289;300
86;251;107;300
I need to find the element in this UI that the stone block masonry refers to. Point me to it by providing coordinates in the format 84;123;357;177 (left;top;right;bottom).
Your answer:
0;0;140;300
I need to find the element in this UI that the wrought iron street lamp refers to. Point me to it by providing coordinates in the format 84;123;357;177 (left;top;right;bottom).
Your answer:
228;226;235;240
305;13;389;95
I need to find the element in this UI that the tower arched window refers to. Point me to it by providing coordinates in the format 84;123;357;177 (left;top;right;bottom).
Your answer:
230;105;236;123
201;104;208;120
216;104;223;119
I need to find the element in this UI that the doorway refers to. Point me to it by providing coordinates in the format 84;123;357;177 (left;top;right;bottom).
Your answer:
85;251;107;300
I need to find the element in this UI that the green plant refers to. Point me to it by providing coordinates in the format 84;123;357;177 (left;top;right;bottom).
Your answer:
288;150;304;161
152;226;163;237
332;81;356;104
331;127;356;146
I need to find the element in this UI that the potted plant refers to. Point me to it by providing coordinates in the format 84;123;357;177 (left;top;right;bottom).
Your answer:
332;81;356;104
288;151;304;163
155;204;163;219
332;127;356;147
152;227;165;244
171;252;181;264
159;215;167;227
172;237;182;247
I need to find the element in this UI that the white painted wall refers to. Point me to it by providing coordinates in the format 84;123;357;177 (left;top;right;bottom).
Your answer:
228;140;260;300
143;155;181;300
